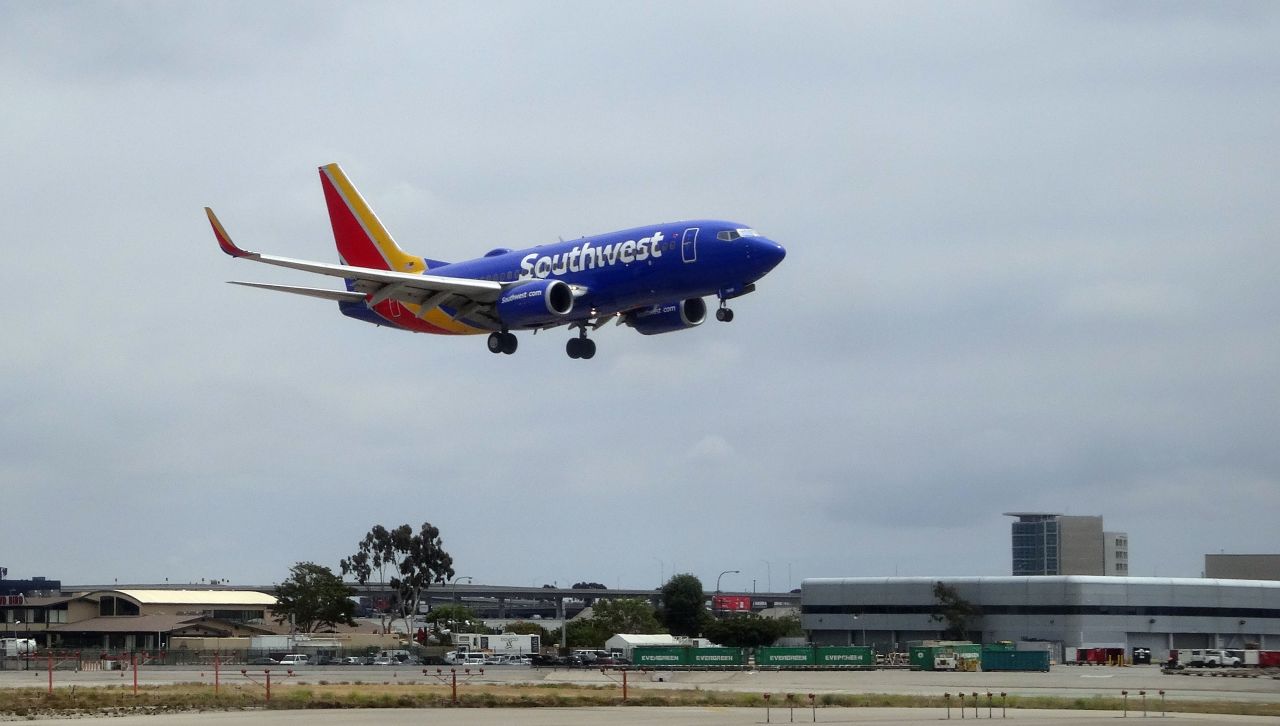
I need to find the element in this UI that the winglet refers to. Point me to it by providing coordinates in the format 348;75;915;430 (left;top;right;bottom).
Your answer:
205;207;253;258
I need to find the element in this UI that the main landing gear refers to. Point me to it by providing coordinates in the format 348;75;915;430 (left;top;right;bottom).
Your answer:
487;331;518;355
715;298;735;322
566;325;596;359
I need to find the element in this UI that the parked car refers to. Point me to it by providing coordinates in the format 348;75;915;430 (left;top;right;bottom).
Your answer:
372;656;395;666
341;656;363;665
248;657;278;665
279;654;310;666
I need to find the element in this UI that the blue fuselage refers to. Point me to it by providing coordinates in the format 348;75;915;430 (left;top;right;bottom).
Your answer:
434;220;784;327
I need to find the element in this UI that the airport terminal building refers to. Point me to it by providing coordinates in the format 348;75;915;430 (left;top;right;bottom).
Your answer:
802;576;1280;660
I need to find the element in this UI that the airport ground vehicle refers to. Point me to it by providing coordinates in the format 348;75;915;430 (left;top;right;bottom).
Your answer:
1183;649;1243;667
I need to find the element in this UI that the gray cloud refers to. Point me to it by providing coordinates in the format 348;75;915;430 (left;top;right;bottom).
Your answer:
1;2;1276;590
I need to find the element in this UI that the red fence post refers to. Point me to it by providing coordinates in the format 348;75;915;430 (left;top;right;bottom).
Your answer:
131;653;138;695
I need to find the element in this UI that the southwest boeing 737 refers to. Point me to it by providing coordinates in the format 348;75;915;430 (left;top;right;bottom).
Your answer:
207;163;786;359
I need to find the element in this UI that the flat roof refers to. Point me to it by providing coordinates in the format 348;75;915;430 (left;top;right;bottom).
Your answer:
86;589;276;606
803;575;1280;589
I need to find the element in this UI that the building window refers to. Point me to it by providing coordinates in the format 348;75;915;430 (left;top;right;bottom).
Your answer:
99;596;140;617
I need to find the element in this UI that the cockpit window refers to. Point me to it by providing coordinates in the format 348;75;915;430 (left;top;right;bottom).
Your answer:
716;228;760;241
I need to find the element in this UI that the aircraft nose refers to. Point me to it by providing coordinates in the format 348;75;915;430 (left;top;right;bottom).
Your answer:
751;237;786;272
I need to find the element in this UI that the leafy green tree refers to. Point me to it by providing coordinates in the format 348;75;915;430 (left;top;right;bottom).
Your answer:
659;574;708;637
703;615;791;648
273;562;357;633
591;598;664;638
553;618;608;648
930;581;982;640
341;522;456;637
504;621;551;641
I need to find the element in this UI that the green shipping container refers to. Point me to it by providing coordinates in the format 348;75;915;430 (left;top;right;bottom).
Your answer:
632;646;688;667
815;646;875;666
756;647;815;667
688;647;745;666
980;649;1050;672
909;646;936;670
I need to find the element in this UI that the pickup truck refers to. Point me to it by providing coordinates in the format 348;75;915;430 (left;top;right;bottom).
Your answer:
1183;649;1242;667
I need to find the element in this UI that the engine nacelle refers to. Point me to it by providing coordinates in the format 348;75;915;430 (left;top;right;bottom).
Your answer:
496;279;574;328
623;298;707;335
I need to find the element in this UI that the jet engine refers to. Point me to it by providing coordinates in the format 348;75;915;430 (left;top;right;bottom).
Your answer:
495;279;574;328
622;298;707;335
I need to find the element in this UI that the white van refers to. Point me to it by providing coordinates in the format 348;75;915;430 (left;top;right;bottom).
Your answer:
278;654;310;666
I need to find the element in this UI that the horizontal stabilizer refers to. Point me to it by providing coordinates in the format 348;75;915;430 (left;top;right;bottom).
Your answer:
228;281;367;303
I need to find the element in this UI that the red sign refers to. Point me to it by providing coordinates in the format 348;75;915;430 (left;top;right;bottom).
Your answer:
712;595;752;612
0;595;23;606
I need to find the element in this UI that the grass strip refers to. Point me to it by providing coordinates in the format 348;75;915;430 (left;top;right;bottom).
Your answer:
0;683;1275;718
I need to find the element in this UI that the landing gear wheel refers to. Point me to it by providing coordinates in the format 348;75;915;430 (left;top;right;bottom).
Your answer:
580;339;596;359
500;333;518;354
715;307;734;322
487;332;505;354
566;338;582;359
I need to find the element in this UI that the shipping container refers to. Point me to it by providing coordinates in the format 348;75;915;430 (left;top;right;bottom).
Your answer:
688;647;745;666
756;647;815;667
632;646;688;667
815;646;875;667
981;649;1051;672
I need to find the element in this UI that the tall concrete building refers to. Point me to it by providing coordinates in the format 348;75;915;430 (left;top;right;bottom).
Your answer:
1204;554;1280;581
1005;513;1128;576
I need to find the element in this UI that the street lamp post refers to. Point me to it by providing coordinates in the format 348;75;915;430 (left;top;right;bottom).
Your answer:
716;570;740;593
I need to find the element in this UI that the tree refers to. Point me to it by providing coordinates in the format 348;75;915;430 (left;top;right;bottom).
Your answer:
273;562;357;633
341;522;455;636
703;614;793;648
425;604;478;631
931;581;982;640
504;621;551;641
553;618;607;648
659;573;708;637
591;598;664;638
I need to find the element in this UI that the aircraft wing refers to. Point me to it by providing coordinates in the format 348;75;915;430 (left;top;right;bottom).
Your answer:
207;207;504;316
228;281;368;303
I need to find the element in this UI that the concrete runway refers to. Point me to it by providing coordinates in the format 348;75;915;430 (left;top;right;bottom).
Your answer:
12;706;1280;726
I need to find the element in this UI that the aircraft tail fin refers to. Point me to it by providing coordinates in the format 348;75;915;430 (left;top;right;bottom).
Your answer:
318;163;431;272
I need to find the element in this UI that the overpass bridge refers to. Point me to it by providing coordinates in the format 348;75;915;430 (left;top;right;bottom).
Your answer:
67;582;800;620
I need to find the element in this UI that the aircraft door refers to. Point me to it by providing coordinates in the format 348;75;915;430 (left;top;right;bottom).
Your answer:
682;227;699;263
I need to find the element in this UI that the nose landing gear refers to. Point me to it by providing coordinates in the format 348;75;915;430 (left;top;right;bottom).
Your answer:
715;299;735;322
487;331;518;355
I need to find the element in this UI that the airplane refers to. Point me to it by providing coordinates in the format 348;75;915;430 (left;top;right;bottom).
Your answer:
207;163;786;359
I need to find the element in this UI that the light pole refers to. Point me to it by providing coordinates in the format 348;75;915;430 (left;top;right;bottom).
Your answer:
716;570;740;592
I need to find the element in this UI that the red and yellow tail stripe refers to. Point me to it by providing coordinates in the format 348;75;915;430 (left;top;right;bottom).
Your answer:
318;163;485;335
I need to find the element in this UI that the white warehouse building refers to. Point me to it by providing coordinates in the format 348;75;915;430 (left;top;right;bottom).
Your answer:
802;576;1280;661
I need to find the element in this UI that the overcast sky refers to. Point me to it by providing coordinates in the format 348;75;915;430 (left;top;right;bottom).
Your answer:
2;2;1277;592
